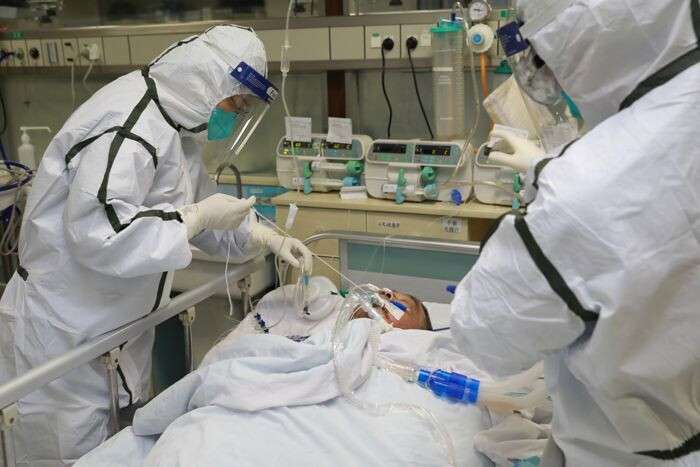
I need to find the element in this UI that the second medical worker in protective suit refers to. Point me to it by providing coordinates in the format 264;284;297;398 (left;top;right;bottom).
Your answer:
0;25;312;466
452;0;700;466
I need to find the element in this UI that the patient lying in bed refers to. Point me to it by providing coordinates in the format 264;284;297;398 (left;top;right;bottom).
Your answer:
75;279;548;467
228;277;441;346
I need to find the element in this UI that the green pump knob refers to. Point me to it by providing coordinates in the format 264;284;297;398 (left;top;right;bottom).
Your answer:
397;168;407;187
421;166;437;184
512;173;522;193
345;160;364;176
303;162;313;178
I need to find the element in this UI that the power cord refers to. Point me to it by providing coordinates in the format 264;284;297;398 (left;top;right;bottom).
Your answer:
380;37;394;138
405;36;434;140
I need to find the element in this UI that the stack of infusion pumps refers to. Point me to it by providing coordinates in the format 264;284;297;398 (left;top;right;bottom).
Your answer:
364;139;472;204
276;134;372;193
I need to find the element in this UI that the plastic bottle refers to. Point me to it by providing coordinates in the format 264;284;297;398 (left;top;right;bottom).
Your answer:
431;19;466;140
18;126;51;170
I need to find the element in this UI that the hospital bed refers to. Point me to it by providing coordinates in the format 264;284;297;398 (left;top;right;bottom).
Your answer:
0;231;482;467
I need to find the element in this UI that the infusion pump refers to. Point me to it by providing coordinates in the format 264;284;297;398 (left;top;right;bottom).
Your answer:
365;139;472;203
276;134;372;193
473;144;519;207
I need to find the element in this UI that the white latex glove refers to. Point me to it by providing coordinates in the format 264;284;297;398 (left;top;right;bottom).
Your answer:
487;127;545;172
250;223;314;273
178;194;256;239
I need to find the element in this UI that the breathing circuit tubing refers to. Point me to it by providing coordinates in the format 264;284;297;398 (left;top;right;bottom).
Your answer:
331;284;458;466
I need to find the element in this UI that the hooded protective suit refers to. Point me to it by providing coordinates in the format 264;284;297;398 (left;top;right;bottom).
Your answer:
451;1;700;465
0;26;268;466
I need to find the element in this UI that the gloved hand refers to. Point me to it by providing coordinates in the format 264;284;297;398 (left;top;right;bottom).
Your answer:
178;194;256;239
487;127;545;172
250;223;314;273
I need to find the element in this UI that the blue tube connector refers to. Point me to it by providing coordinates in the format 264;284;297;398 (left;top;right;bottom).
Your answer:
417;368;480;404
450;189;463;206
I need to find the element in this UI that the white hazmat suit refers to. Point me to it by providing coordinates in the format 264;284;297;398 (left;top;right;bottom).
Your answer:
451;0;700;465
0;25;281;466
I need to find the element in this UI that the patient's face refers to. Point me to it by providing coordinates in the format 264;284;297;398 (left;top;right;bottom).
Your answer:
353;290;429;330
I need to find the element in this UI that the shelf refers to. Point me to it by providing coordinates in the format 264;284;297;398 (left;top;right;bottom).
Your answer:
271;191;510;219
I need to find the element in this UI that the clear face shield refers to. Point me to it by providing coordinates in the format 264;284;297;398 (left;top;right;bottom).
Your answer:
208;61;279;172
207;62;279;177
227;62;279;155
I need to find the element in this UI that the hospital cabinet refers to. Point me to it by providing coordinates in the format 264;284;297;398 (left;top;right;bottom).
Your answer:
273;191;508;285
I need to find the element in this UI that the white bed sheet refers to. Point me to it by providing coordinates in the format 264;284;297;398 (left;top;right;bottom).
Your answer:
77;319;494;467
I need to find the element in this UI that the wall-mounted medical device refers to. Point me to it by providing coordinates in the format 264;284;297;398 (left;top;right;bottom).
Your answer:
365;139;471;204
276;133;372;193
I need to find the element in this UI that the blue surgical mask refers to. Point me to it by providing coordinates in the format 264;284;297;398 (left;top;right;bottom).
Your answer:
207;107;238;141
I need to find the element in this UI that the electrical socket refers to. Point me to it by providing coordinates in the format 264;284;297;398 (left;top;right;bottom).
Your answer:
366;26;400;59
62;38;78;64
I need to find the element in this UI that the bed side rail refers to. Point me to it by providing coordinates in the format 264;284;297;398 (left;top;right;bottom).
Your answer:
0;256;265;466
302;230;480;255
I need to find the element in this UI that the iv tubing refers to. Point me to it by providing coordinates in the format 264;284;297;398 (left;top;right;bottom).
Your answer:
445;2;483;186
281;0;294;117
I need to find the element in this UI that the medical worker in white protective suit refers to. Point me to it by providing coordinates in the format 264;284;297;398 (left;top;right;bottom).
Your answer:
452;0;700;465
0;25;312;466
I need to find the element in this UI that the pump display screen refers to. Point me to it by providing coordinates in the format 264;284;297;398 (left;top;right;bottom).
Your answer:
283;139;313;149
373;143;407;154
324;141;353;150
415;144;452;156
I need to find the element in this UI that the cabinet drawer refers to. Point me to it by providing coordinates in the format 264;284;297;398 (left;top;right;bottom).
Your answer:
366;212;468;241
276;206;365;257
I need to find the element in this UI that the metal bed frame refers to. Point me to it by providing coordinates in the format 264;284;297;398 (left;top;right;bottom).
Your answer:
0;231;479;467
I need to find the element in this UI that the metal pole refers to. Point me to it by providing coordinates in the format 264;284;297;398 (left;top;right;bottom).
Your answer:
178;308;196;374
0;404;18;467
302;230;481;255
101;349;120;436
237;277;252;316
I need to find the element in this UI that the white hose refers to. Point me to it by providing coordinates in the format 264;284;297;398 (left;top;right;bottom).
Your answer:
82;61;94;94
